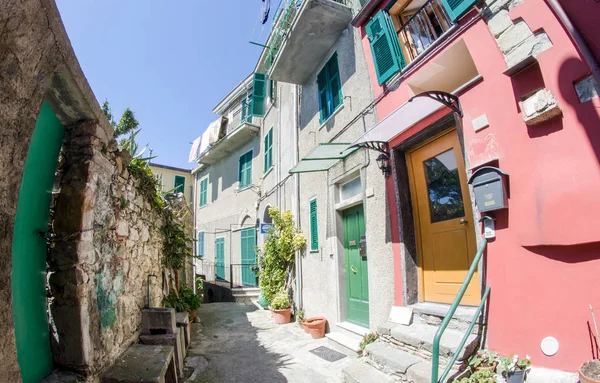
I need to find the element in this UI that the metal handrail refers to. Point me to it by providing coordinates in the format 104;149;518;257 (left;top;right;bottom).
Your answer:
431;216;493;383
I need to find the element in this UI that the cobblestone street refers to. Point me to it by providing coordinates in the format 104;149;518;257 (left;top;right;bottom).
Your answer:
183;303;355;383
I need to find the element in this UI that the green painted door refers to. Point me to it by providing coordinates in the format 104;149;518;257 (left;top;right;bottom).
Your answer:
344;205;369;327
215;238;225;280
240;228;257;286
12;102;65;382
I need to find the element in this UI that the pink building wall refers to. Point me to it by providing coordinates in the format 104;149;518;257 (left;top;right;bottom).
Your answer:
361;0;600;371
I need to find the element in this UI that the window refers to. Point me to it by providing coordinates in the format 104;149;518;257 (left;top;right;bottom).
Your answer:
241;98;252;124
199;176;208;207
268;79;276;103
309;198;319;251
366;0;477;85
264;128;273;173
174;175;185;194
317;53;342;123
340;177;362;201
238;150;253;188
197;232;204;258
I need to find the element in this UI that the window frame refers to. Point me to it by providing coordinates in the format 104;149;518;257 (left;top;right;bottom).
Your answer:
317;53;343;123
264;127;273;173
199;175;208;207
238;149;254;189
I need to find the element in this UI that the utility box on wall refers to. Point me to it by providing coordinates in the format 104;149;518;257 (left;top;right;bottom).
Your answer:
468;166;509;212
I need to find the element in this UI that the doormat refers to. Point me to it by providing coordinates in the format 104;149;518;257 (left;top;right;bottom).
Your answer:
309;346;347;362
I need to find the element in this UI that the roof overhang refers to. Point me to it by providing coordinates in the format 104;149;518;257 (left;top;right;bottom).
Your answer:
289;143;358;174
348;91;462;151
212;74;253;115
351;0;384;28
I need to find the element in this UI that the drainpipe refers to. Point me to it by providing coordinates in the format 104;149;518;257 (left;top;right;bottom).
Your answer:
293;84;303;310
545;0;600;86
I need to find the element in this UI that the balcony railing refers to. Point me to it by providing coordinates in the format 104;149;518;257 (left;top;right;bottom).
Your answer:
396;0;453;63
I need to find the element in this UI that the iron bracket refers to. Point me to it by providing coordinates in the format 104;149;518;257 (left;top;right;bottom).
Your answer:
410;91;463;117
357;141;390;157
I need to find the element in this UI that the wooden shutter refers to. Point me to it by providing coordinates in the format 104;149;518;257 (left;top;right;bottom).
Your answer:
174;175;185;193
264;129;273;173
441;0;477;21
251;73;266;117
197;232;204;257
310;199;318;250
199;178;207;206
366;10;406;85
239;151;252;187
317;69;328;122
328;54;342;111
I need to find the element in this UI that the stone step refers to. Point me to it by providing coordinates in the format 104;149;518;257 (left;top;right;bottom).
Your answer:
379;322;479;361
341;360;395;383
336;321;370;339
365;342;465;383
326;331;363;356
408;302;479;333
231;287;260;297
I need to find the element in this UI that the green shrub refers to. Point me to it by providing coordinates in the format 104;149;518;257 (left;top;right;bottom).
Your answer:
270;291;290;310
163;286;201;312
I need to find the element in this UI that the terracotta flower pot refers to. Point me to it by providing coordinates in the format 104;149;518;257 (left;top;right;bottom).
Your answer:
270;307;291;324
190;310;197;321
580;360;600;383
303;317;327;339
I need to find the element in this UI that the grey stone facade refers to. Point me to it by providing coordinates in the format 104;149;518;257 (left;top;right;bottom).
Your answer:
297;25;394;331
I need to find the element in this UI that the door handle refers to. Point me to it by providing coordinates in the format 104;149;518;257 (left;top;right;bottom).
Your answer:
350;265;357;274
459;218;468;225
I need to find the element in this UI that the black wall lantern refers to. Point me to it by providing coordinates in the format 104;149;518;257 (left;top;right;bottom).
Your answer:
376;153;391;177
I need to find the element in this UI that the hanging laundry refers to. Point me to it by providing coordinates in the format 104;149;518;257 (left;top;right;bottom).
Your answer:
261;0;270;24
188;136;202;162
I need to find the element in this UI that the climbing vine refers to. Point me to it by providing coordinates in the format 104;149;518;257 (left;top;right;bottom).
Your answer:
257;207;306;303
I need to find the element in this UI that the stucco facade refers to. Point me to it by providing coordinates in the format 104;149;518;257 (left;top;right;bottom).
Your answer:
355;0;600;372
296;24;395;331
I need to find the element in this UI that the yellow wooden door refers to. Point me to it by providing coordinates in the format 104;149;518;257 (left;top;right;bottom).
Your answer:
408;130;480;306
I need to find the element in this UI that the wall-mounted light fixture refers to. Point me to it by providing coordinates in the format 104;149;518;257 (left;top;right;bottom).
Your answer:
376;153;391;177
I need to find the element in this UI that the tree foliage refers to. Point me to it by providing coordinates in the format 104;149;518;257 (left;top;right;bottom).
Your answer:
257;207;306;303
101;100;139;137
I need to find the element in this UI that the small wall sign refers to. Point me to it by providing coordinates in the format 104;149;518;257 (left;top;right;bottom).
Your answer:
260;223;272;234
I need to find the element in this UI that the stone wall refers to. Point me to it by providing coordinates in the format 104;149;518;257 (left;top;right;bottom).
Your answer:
0;1;192;381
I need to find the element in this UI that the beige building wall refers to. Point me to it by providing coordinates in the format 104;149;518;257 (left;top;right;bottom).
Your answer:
149;163;193;204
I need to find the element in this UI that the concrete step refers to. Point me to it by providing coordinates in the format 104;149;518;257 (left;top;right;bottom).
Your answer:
231;287;260;297
379;322;479;361
341;360;395;383
336;321;370;339
326;331;363;356
365;342;465;383
408;302;479;333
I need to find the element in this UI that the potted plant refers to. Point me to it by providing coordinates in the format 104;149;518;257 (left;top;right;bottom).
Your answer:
468;350;499;373
296;309;305;326
497;354;531;383
456;368;497;383
269;290;291;324
303;317;327;339
580;360;600;383
180;286;201;320
359;331;380;351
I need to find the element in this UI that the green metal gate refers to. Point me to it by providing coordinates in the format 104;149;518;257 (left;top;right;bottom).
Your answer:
240;228;257;286
12;102;65;382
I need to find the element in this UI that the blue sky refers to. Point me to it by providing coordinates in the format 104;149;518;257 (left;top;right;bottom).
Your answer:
56;0;276;169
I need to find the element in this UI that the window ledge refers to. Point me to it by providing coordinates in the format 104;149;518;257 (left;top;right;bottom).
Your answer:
319;104;345;130
309;249;320;254
199;204;208;209
236;184;253;193
262;166;274;179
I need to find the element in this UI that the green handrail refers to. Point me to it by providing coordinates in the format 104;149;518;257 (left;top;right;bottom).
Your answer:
431;217;493;383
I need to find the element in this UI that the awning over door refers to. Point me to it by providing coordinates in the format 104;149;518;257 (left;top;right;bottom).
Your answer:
289;143;358;174
348;91;461;150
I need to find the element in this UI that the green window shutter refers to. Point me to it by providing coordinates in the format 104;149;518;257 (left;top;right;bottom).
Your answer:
174;175;185;193
197;232;204;257
328;54;342;111
310;199;318;250
366;10;406;85
251;73;266;117
441;0;477;21
264;128;273;173
317;53;343;123
199;178;207;206
239;151;253;187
